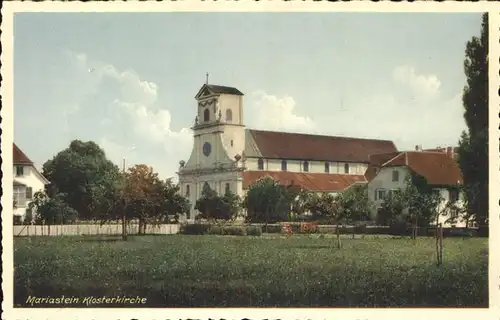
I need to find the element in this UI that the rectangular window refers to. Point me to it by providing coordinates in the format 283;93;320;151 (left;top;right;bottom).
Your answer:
375;189;386;201
449;189;459;202
258;158;264;170
14;186;26;207
392;170;399;182
344;163;349;174
26;187;33;200
303;161;309;172
16;166;24;177
281;160;287;171
324;162;330;173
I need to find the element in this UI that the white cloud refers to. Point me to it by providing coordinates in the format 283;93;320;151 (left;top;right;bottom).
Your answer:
392;65;441;101
57;50;192;180
249;90;316;132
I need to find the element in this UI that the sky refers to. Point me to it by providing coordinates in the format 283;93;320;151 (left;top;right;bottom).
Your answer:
14;12;482;180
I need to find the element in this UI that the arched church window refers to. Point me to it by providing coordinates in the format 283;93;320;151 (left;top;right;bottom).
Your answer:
186;185;190;197
324;162;330;173
344;163;349;174
258;158;264;170
281;160;287;171
204;109;210;122
303;161;309;172
225;183;230;194
226;109;233;123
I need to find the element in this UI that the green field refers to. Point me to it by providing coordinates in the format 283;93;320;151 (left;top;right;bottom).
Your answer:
14;234;488;307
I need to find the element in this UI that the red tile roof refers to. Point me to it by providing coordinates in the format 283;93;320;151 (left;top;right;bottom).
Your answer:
381;151;463;186
248;129;397;163
364;151;403;181
243;170;367;192
423;146;459;160
13;143;34;165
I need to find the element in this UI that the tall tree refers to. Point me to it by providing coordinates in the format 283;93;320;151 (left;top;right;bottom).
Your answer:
457;13;489;234
42;140;121;220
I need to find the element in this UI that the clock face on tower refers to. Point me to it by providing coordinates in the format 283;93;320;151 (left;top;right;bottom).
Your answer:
203;142;212;157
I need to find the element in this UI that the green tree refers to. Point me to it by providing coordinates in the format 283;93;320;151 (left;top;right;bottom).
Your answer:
405;174;442;237
155;179;191;222
243;176;289;228
288;187;310;219
195;188;239;221
27;191;79;234
457;13;488;235
305;192;344;247
377;189;406;226
42;140;122;221
336;184;373;224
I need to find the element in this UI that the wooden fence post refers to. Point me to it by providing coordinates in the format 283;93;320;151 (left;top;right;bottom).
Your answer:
439;223;444;265
435;225;440;265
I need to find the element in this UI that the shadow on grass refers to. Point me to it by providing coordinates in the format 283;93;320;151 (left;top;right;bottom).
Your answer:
281;245;336;250
76;236;124;242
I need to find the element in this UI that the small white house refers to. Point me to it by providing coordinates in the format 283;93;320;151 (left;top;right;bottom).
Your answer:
366;150;467;227
13;143;49;223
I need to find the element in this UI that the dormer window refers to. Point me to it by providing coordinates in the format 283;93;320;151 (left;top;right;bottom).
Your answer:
226;109;233;122
258;158;264;170
303;161;309;172
16;166;24;177
281;160;287;171
203;109;210;122
324;162;330;173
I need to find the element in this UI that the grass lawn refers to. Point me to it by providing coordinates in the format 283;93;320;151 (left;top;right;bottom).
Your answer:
14;234;488;307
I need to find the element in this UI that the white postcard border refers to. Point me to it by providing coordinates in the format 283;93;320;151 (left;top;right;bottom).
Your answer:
2;2;499;320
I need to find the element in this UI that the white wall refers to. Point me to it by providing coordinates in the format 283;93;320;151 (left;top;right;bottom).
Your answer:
434;189;467;227
13;165;48;221
245;157;368;175
218;94;243;125
367;166;409;209
220;125;245;161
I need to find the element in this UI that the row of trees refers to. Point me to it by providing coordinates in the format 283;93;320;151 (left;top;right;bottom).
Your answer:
195;174;461;234
27;140;190;239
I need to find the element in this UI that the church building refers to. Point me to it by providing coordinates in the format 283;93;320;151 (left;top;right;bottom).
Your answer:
177;84;398;220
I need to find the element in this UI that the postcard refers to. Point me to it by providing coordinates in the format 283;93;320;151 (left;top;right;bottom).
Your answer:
2;1;499;320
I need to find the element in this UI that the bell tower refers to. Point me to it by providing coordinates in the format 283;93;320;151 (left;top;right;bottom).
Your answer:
177;80;246;220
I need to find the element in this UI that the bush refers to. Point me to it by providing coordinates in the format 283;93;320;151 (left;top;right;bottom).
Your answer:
224;226;247;236
180;223;211;235
246;226;263;236
258;224;282;233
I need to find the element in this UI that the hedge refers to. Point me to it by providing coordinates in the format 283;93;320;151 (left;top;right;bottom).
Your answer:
180;224;263;236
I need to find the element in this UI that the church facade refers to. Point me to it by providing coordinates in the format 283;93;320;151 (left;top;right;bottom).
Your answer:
177;84;398;220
